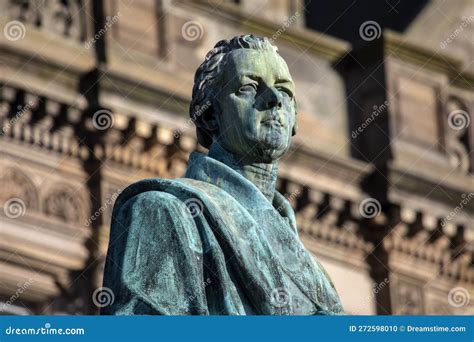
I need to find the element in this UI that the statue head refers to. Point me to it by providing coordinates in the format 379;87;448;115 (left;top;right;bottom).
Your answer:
190;35;297;163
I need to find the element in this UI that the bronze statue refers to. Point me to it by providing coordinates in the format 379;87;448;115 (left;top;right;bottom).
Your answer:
102;35;344;315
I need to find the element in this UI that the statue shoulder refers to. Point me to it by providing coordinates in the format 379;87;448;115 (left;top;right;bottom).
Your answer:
123;189;186;214
108;177;205;254
104;180;208;315
113;178;195;221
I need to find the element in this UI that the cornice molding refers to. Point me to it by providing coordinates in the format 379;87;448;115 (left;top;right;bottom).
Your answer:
389;164;474;216
385;30;474;89
176;0;350;62
99;61;190;118
0;23;95;84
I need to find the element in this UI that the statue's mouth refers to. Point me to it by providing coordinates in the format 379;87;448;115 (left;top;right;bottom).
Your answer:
261;119;282;127
261;112;283;127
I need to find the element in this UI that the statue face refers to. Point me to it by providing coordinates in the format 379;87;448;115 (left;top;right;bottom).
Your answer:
213;48;296;163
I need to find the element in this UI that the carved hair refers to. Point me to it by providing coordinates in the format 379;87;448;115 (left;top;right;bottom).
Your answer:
189;35;279;148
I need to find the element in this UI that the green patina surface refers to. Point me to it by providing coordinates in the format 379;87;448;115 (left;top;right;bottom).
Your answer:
102;35;344;315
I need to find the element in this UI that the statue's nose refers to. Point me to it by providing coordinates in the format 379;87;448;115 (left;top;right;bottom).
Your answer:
263;87;282;110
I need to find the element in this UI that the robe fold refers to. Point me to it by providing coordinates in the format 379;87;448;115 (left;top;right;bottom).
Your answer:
102;151;344;315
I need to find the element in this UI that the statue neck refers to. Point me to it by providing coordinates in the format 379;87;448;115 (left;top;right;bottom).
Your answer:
208;143;278;203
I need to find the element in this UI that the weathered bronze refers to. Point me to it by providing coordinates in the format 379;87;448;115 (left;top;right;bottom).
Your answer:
102;35;344;315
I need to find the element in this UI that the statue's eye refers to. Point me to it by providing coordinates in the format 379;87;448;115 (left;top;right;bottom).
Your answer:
277;87;293;99
238;83;258;93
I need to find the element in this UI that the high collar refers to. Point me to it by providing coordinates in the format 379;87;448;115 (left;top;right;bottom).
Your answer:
207;142;279;202
184;150;297;233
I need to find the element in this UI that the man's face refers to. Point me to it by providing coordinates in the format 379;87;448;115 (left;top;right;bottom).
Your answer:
213;48;296;163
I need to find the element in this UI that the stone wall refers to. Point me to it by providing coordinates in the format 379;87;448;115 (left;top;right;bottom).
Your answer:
0;0;472;315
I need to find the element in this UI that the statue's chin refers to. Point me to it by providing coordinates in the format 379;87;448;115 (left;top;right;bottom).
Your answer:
226;132;289;163
253;142;289;163
261;132;289;160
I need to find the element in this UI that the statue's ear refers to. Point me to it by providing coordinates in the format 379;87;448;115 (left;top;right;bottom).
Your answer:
199;98;219;134
292;121;298;136
291;97;298;136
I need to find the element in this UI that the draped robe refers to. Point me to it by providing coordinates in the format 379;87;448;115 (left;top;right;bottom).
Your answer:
102;151;344;315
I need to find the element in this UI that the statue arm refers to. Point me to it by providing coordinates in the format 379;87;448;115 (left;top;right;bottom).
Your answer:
103;190;208;315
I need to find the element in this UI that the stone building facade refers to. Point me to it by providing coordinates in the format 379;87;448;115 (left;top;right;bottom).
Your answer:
0;0;472;315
